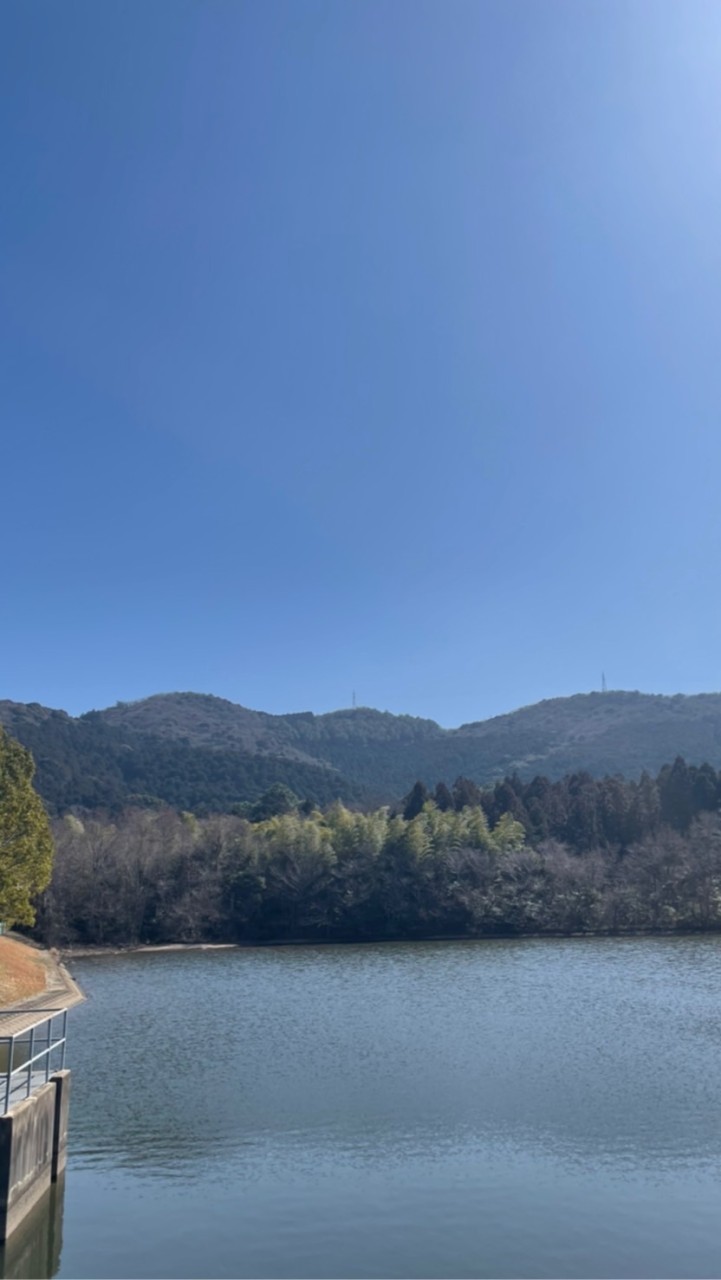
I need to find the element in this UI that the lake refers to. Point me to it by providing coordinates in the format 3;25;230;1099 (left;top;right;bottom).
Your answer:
7;936;721;1278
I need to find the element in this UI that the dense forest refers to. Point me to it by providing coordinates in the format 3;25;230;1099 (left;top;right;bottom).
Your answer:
5;689;721;813
423;755;721;849
34;757;721;947
0;704;357;814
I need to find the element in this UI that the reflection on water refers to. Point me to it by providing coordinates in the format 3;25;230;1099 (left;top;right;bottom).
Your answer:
26;938;721;1277
0;1177;64;1280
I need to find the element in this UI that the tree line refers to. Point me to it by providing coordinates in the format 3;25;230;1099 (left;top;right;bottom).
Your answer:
34;756;721;946
409;756;721;848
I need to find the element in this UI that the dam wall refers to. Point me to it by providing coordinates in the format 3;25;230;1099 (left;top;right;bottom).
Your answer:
0;1073;69;1241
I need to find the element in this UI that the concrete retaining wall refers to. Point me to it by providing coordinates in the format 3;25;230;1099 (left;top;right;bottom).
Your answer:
0;1176;64;1279
0;1074;70;1242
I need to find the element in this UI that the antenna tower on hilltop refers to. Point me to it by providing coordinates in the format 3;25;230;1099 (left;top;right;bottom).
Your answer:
601;672;607;694
352;690;357;710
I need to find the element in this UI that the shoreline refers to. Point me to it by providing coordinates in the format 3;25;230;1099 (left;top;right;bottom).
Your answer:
58;924;721;959
62;942;240;958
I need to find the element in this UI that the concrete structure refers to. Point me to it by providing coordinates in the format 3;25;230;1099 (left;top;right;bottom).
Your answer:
0;945;82;1242
0;1175;64;1279
0;1080;60;1241
50;1071;70;1181
0;1072;70;1242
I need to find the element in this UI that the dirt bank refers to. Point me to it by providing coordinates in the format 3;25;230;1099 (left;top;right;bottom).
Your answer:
0;936;53;1005
0;935;84;1011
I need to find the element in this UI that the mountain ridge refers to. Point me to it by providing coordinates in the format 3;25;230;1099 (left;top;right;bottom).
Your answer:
3;689;721;814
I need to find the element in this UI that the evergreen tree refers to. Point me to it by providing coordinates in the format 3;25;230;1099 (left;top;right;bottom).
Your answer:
452;777;482;811
659;757;695;830
402;781;429;821
692;763;720;815
599;777;630;845
433;782;454;812
489;780;529;828
251;783;299;822
0;729;54;926
563;773;601;850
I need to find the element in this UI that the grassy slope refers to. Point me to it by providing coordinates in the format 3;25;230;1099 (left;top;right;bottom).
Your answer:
0;936;49;1006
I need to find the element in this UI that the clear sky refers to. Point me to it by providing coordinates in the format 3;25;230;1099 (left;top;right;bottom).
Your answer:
3;0;721;726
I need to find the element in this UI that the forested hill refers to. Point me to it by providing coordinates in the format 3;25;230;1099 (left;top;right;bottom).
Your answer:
0;700;360;815
3;689;721;814
82;689;721;795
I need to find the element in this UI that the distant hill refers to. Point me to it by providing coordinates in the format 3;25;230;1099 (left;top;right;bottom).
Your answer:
0;699;360;815
3;689;721;814
88;689;721;796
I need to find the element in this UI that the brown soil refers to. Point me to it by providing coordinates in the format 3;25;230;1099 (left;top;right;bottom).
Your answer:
0;936;50;1006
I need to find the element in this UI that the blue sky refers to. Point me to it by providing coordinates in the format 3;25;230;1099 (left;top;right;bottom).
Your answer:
3;0;721;726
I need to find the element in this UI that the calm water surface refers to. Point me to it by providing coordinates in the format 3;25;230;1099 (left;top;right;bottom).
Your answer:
13;937;721;1277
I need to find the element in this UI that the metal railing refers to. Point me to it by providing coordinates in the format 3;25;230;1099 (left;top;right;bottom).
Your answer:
0;1009;67;1115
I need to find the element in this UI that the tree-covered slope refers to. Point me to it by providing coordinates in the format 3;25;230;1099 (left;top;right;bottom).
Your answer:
4;689;721;813
453;691;721;782
0;701;359;814
88;696;448;799
91;690;721;798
